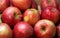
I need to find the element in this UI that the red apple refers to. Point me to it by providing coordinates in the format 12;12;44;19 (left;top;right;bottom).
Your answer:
41;7;59;24
56;0;60;11
13;22;34;38
57;23;60;38
57;4;60;19
57;4;60;11
56;0;60;4
23;8;40;26
34;20;56;38
31;0;37;9
0;0;10;12
0;23;12;38
11;0;31;11
2;7;22;27
40;0;57;9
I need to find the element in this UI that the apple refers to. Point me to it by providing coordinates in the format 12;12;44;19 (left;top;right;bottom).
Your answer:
57;23;60;38
0;23;12;38
41;7;59;24
56;0;60;11
0;0;10;12
1;7;22;27
56;0;60;4
40;0;57;9
34;20;56;38
23;8;40;26
57;4;60;11
31;0;37;9
57;4;60;19
11;0;31;11
13;21;34;38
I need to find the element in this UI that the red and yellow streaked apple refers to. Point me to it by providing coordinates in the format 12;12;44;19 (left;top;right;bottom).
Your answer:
23;8;40;26
34;20;56;38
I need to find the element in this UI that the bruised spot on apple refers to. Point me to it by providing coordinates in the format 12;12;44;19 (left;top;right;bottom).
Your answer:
23;8;40;26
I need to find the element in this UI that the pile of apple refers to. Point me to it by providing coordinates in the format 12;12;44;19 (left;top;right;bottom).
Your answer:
0;0;60;38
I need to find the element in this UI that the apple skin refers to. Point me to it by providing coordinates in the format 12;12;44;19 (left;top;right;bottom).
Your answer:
57;4;60;19
31;0;37;9
13;21;34;38
34;20;56;38
57;4;60;11
0;0;10;12
40;0;57;9
41;7;59;24
2;7;22;27
57;23;60;38
23;8;40;26
11;0;31;11
0;23;12;38
56;0;60;4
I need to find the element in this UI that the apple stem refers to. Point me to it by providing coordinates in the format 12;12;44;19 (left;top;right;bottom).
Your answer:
14;12;20;19
10;0;13;6
37;5;41;14
34;0;41;14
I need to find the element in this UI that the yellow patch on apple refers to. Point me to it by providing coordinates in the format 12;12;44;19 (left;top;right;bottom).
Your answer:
24;16;29;22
